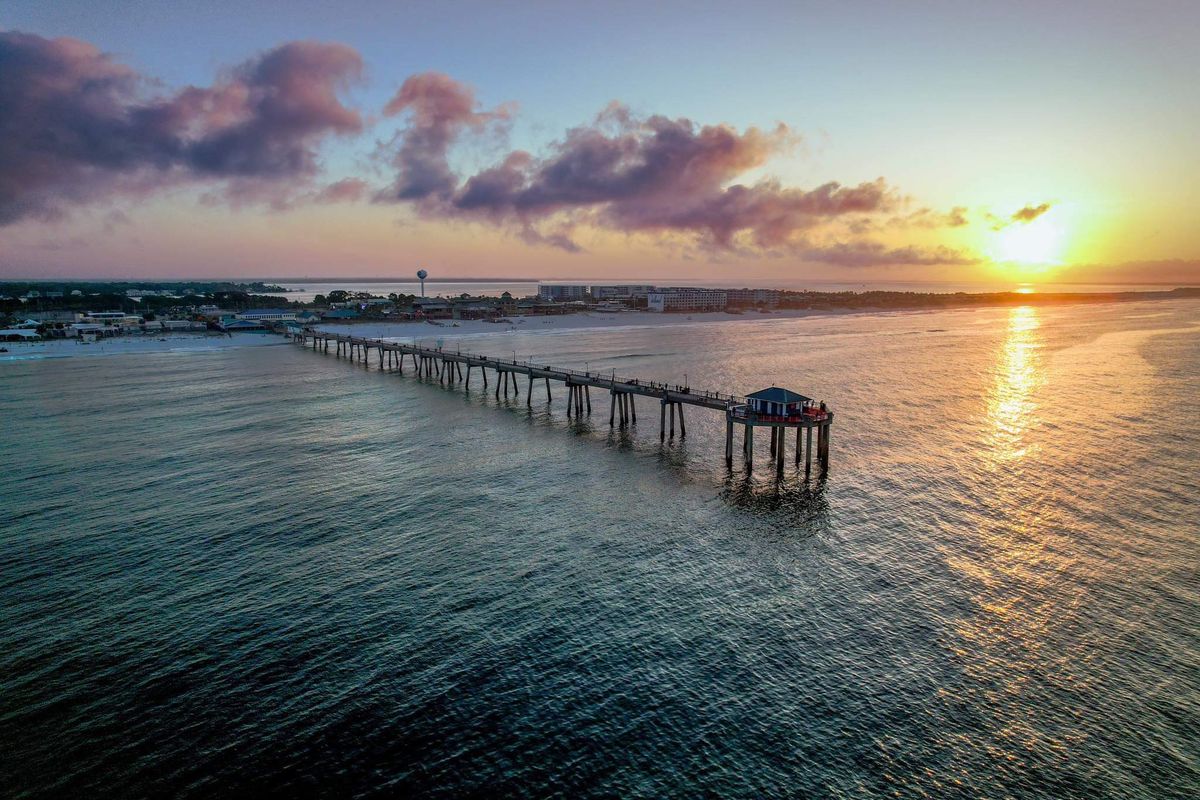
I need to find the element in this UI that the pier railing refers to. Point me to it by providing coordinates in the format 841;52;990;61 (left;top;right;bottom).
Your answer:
292;329;833;475
318;332;747;408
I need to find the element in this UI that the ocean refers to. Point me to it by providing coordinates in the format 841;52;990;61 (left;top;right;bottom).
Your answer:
277;279;1183;303
1;300;1197;797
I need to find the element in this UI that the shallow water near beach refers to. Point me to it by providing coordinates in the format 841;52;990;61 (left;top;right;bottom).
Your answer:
1;300;1198;797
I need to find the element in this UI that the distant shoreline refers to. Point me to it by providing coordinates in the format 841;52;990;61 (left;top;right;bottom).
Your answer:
4;289;1196;364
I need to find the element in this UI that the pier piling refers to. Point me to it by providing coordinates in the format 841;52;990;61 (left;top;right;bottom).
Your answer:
292;332;833;474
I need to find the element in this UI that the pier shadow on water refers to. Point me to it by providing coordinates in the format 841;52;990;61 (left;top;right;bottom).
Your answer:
720;472;832;535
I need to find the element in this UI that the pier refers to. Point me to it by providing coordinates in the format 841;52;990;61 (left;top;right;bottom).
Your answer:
292;331;833;476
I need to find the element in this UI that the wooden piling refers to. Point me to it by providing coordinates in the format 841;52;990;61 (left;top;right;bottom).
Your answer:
805;426;813;477
744;425;754;472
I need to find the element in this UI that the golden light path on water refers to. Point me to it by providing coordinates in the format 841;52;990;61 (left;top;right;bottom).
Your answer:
942;305;1077;769
988;305;1043;462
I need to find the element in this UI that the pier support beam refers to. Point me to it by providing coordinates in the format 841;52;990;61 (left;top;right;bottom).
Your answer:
744;425;754;472
725;415;734;467
805;426;813;478
819;423;830;473
776;429;785;478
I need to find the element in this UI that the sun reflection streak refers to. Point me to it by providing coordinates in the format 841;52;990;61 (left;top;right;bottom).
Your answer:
936;303;1077;766
986;306;1043;461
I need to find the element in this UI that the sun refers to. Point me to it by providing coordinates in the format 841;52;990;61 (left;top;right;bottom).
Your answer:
991;215;1065;268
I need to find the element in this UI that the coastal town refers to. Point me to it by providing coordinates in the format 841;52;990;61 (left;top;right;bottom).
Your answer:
3;280;1196;344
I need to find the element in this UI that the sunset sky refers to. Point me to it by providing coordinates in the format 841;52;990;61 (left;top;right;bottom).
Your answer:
2;1;1197;284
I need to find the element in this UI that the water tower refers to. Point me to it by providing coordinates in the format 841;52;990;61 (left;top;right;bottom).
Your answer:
417;269;428;298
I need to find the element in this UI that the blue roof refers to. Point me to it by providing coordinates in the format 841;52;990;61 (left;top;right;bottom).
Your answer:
322;309;359;318
746;387;812;403
238;308;291;316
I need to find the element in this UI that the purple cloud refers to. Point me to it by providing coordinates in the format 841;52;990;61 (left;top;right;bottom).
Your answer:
377;72;510;202
0;31;363;225
375;80;912;255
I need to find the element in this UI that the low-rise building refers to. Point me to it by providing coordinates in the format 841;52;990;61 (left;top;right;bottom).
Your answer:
412;299;452;318
234;308;297;322
161;320;209;331
25;311;82;323
0;328;41;341
81;311;143;327
647;288;728;312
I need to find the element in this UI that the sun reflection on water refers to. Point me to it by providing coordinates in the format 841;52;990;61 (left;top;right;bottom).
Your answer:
938;304;1078;765
986;306;1043;461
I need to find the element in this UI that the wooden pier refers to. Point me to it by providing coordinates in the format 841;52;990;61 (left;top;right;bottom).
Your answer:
291;330;833;476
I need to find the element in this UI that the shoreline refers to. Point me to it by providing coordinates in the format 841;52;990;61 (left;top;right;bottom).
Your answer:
4;292;1197;362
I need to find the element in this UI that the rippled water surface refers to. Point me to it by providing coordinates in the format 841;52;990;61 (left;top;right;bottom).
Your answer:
2;300;1198;798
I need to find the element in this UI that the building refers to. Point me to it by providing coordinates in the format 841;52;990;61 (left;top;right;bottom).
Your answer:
234;309;297;322
538;284;588;302
0;328;41;341
161;320;208;331
412;299;452;318
25;311;82;323
219;319;269;333
726;288;780;308
744;387;817;419
590;285;655;300
646;288;728;313
81;311;143;327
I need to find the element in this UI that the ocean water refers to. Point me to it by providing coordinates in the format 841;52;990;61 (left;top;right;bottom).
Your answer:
1;300;1197;798
279;278;1184;302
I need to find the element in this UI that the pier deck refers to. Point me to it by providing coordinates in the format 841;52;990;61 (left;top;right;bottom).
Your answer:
292;330;832;475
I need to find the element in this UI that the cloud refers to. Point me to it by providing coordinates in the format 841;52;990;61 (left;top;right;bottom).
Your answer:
987;201;1053;230
312;178;370;204
0;31;363;225
377;72;511;202
1011;202;1051;223
376;86;904;254
798;241;979;267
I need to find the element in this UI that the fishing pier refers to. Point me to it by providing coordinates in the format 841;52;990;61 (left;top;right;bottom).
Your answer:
292;331;833;476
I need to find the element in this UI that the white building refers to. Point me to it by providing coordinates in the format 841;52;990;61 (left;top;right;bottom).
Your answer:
81;311;142;327
647;288;728;313
538;284;588;302
234;309;297;322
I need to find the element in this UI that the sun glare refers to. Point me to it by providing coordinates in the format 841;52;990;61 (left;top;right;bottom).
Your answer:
991;215;1065;269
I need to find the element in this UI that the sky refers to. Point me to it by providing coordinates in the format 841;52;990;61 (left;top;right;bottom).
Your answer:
1;0;1197;284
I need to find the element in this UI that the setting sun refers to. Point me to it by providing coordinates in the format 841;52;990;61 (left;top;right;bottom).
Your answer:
991;215;1066;268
